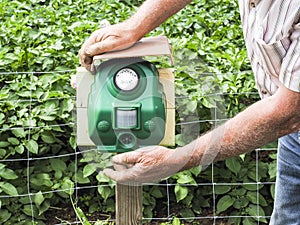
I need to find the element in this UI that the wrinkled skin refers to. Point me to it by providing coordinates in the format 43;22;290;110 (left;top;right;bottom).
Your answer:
103;146;192;185
78;22;138;72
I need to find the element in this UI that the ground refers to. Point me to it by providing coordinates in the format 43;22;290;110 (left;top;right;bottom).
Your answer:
45;202;228;225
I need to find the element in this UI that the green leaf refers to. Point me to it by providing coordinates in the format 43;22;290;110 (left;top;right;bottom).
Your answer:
193;195;210;214
61;178;74;195
24;139;38;154
61;98;74;112
50;158;67;172
268;162;277;179
7;137;20;145
179;208;195;222
233;196;249;209
245;204;268;223
270;184;275;199
74;170;90;184
15;145;25;154
0;167;18;180
150;187;163;198
0;142;10;148
239;153;246;161
243;184;259;191
189;166;202;176
22;204;36;217
41;131;57;144
55;170;63;179
75;207;92;225
225;157;241;175
34;191;44;207
174;184;189;203
83;164;97;178
11;128;26;138
0;113;5;125
19;196;33;205
176;172;196;185
31;173;53;187
228;212;242;225
96;172;110;183
230;188;247;196
171;217;182;225
0;182;18;196
143;205;153;219
214;185;231;194
98;185;112;201
201;97;217;108
243;217;256;225
216;195;234;213
0;209;11;223
186;100;197;112
246;204;265;218
38;200;50;216
39;115;56;121
246;191;268;206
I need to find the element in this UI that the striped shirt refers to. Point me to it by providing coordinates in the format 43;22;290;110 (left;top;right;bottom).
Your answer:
238;0;300;98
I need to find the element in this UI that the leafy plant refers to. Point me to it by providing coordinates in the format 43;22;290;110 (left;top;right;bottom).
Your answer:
0;0;276;224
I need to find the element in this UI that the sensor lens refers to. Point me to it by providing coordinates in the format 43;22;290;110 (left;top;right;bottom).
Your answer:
118;133;137;150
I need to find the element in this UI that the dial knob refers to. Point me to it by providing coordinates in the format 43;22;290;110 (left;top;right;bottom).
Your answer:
114;68;139;91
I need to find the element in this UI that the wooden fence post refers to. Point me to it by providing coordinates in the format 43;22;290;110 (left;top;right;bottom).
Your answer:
116;183;143;225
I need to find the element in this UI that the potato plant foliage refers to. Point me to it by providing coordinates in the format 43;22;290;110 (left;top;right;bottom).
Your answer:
0;0;276;224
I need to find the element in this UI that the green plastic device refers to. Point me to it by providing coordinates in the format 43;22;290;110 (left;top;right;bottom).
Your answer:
88;58;166;152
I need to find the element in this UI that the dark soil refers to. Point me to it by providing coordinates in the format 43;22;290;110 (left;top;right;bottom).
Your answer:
45;201;228;225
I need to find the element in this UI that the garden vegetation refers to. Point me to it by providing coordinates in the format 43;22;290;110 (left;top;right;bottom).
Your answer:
0;0;276;224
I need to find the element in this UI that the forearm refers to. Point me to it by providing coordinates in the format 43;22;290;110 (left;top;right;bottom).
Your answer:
126;0;192;40
181;85;300;169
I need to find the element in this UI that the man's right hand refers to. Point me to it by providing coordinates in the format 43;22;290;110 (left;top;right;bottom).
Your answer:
78;22;139;72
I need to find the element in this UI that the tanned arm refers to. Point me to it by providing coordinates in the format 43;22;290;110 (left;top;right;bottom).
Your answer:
126;0;192;40
79;0;191;70
181;83;300;170
104;84;300;183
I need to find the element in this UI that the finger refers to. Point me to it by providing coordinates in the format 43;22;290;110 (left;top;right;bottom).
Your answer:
85;37;136;57
78;48;92;70
135;145;160;153
103;168;137;184
78;30;102;68
112;151;142;165
113;162;128;171
78;40;109;70
85;37;117;56
111;145;163;165
103;168;122;181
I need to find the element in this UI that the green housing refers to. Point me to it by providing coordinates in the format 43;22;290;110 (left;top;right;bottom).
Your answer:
88;58;166;152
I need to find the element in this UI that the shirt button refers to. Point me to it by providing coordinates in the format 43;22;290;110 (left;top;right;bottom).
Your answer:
261;89;268;95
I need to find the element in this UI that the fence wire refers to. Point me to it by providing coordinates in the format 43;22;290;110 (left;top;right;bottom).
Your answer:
0;70;275;225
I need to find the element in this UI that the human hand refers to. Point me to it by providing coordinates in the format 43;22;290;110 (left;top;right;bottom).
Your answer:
79;21;139;72
103;146;191;185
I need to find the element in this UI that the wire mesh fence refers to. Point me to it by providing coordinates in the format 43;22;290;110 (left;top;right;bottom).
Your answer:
0;70;276;225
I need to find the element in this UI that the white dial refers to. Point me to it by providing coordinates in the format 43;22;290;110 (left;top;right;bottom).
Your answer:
114;68;139;91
